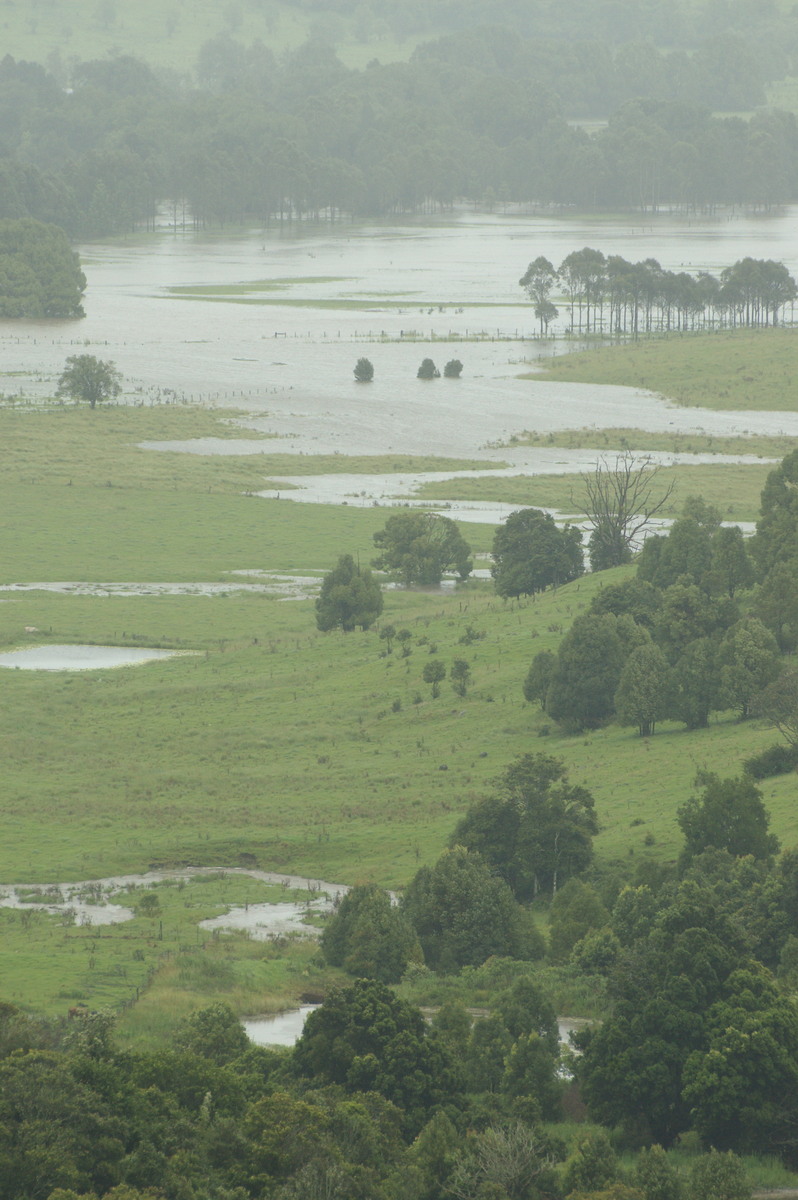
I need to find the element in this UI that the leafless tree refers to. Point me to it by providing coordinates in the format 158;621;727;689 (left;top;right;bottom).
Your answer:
579;452;675;571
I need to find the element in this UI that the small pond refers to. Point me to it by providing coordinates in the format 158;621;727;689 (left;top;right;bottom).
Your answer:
0;644;188;671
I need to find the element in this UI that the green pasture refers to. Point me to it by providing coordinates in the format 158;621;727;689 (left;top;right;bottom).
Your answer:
0;396;795;1032
2;1;423;77
498;426;796;459
414;462;772;523
526;328;798;411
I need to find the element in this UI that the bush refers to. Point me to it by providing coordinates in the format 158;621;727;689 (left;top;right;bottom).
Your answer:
417;358;440;379
443;359;463;377
354;356;374;381
742;742;798;779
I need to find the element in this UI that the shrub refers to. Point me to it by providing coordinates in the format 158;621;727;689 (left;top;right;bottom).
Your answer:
742;742;798;779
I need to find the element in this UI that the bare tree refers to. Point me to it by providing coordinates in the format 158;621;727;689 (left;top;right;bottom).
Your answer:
579;452;674;571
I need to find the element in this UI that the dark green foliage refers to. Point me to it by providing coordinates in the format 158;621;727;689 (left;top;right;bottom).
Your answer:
292;979;456;1133
56;355;122;408
0;218;85;317
634;1144;683;1200
687;1150;751;1200
402;846;529;971
452;753;598;899
174;1002;250;1066
653;583;737;665
372;511;472;586
561;1130;620;1196
491;507;584;598
677;772;780;870
321;883;419;983
670;637;719;729
416;358;440;379
743;741;798;779
353;357;374;382
754;668;798;746
450;658;471;696
548;879;610;963
494;976;559;1051
706;526;755;598
752;448;798;577
523;649;556;707
501;1032;563;1120
716;617;781;718
571;926;622;975
547;612;647;730
645;516;714;590
315;554;383;632
615;642;673;736
753;560;798;651
422;658;446;698
446;1121;565;1200
443;359;463;378
590;577;662;627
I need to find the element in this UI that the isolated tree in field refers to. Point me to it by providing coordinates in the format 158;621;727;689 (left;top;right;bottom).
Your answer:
491;507;584;598
417;358;440;379
452;753;598;898
443;359;463;378
315;554;383;632
450;658;470;696
422;658;446;698
353;356;373;381
519;256;559;335
56;354;122;408
372;511;472;585
581;452;674;570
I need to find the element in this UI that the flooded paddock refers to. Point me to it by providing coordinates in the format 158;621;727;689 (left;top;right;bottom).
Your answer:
0;644;189;671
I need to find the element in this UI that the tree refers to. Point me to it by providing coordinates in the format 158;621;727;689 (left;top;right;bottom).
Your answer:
548;879;610;963
443;359;463;378
417;358;440;379
706;526;754;598
634;1144;683;1200
450;658;471;696
321;883;418;983
686;1151;751;1200
402;846;528;971
491;508;583;598
523;650;556;708
519;255;559;335
561;1131;620;1197
422;658;446;698
56;354;122;408
315;554;383;632
0;218;86;317
677;772;780;870
754;668;798;746
754;560;798;651
581;453;674;570
353;356;374;381
372;511;472;586
547;612;648;731
716;617;781;719
615;642;673;736
174;1002;250;1066
447;1122;564;1200
291;979;455;1133
451;754;598;899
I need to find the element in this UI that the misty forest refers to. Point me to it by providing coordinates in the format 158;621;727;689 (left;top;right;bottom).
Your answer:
6;2;798;1200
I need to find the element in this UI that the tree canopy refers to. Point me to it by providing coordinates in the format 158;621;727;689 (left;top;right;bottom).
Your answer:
315;554;384;632
0;218;85;318
491;507;584;598
372;511;472;586
56;355;122;408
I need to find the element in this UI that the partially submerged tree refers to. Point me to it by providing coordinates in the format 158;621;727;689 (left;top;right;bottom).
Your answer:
581;452;674;570
443;359;463;378
315;554;383;632
353;356;374;381
56;354;122;408
417;358;440;379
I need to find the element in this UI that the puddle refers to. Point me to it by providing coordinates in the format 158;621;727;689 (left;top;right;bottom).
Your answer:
244;1005;320;1046
0;644;189;671
199;898;329;939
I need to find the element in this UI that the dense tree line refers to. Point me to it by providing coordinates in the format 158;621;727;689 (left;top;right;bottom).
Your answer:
3;22;798;240
521;252;798;334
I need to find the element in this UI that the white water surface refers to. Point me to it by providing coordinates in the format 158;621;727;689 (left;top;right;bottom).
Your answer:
0;644;188;671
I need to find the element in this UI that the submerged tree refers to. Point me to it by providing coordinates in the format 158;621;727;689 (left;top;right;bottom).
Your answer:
443;359;463;378
417;358;440;379
581;453;674;570
353;356;374;381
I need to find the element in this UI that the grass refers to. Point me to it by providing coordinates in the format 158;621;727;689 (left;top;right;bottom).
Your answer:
525;328;798;411
414;463;772;523
496;427;797;459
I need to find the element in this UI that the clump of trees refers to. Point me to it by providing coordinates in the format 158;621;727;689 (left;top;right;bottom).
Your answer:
0;218;85;318
315;554;383;632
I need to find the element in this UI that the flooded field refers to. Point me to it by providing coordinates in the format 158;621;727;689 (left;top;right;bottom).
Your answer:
0;644;190;671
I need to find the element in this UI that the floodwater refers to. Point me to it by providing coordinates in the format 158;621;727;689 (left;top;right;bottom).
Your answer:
0;866;346;929
0;573;322;600
5;208;798;457
242;1007;588;1049
0;644;189;671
